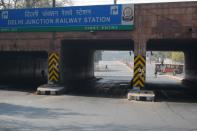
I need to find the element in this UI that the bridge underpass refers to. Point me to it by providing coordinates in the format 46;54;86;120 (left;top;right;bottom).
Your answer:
0;1;196;97
59;38;197;99
0;39;195;99
145;39;197;101
60;39;134;94
0;38;196;99
147;39;197;86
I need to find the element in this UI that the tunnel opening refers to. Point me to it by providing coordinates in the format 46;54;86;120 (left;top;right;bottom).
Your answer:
0;51;48;90
146;39;188;85
146;39;197;102
146;51;184;86
60;39;134;96
147;38;197;86
94;50;134;96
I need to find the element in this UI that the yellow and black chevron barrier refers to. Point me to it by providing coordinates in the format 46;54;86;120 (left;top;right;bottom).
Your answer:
48;52;60;82
133;54;146;88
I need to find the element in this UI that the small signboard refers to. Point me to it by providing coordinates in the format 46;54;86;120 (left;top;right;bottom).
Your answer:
0;4;134;32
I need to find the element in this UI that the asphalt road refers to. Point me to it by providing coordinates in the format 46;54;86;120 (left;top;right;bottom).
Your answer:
0;90;197;131
95;60;183;84
0;61;197;131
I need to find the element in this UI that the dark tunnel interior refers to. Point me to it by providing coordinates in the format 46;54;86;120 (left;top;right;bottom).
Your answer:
0;51;48;87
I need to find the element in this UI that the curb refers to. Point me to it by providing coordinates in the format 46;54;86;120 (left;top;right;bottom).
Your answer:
163;75;183;81
37;84;65;95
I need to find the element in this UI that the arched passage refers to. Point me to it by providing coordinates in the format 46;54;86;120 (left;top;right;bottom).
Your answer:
60;39;134;92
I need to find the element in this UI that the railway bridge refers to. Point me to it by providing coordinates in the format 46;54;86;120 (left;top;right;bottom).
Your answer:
0;1;197;92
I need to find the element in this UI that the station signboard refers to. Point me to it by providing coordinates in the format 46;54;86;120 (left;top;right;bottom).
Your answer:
0;4;134;32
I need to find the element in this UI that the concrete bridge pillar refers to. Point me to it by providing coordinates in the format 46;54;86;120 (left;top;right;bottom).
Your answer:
183;50;197;86
47;33;61;84
60;44;94;91
48;51;60;83
132;39;146;89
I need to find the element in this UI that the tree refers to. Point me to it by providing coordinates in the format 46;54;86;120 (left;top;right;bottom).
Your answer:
152;51;184;63
171;52;184;63
0;0;73;9
56;0;73;7
25;0;51;8
0;0;15;9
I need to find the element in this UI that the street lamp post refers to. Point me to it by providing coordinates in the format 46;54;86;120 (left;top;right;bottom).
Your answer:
51;0;56;51
52;0;56;8
114;0;117;4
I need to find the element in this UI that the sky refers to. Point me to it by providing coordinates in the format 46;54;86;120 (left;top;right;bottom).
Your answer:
72;0;197;5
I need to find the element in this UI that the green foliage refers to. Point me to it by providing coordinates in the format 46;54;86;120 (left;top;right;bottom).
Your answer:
152;51;184;63
0;0;73;9
152;51;169;61
171;52;184;63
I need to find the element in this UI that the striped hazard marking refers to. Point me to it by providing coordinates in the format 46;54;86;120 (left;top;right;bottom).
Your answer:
48;52;59;82
133;55;146;88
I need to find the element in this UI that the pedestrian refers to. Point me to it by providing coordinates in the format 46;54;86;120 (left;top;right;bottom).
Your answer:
105;65;108;70
154;68;158;78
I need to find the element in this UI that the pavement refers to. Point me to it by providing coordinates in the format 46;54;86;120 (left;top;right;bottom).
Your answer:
0;60;197;131
0;90;197;131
